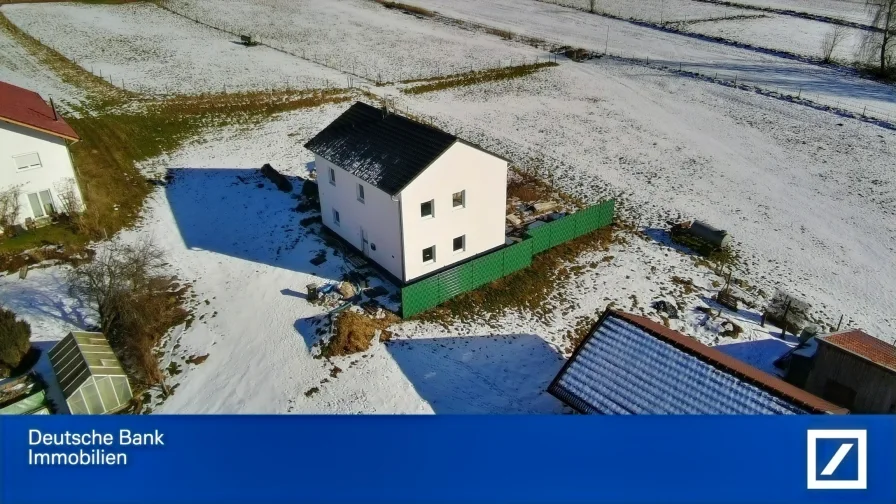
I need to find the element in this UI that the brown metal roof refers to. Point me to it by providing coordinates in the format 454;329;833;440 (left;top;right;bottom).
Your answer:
818;330;896;373
612;311;848;414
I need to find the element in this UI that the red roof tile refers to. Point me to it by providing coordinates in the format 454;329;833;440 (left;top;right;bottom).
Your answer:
0;80;79;141
819;330;896;372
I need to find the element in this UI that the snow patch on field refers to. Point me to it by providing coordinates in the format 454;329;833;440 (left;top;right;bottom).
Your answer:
161;0;546;83
0;24;84;107
2;2;346;95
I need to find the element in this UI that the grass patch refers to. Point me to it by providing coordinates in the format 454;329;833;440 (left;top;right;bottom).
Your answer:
0;223;86;254
417;225;615;325
403;62;557;94
374;0;434;17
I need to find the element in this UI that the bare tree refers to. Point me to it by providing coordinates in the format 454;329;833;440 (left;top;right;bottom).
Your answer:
821;25;848;63
0;185;22;235
863;0;896;73
68;239;188;394
53;178;82;216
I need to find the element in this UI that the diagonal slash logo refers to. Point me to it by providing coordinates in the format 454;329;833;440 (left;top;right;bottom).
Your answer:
807;430;867;490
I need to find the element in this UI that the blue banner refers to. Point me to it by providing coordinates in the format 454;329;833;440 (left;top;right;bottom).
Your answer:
1;415;894;504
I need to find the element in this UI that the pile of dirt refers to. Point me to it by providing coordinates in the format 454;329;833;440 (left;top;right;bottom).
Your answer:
323;310;399;357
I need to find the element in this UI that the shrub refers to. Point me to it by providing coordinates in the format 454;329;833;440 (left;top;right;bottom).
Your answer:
0;308;31;378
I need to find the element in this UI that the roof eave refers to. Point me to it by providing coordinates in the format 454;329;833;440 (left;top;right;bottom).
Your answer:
0;116;80;142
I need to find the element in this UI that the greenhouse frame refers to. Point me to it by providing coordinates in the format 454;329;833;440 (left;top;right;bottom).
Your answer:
48;331;133;414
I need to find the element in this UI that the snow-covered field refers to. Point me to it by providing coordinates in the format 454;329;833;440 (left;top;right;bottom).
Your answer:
548;0;743;22
0;22;84;106
401;0;896;118
684;13;867;62
386;60;896;340
1;3;346;95
720;0;876;26
160;0;546;83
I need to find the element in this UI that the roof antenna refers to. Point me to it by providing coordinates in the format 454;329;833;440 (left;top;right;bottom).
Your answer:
49;97;58;121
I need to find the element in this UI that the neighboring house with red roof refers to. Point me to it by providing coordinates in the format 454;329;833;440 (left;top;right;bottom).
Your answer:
0;80;83;229
801;329;896;413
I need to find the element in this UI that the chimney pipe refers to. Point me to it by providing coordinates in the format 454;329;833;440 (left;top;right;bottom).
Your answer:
50;98;58;121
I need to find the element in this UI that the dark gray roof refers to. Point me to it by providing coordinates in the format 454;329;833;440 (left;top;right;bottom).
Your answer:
304;102;458;195
549;311;846;415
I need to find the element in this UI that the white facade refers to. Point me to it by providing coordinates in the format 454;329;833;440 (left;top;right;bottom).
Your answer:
0;121;83;226
316;141;508;283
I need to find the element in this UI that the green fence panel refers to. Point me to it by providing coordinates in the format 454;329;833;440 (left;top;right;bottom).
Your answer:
571;206;595;238
401;275;442;317
502;240;532;276
471;250;504;289
550;215;578;247
439;263;473;299
528;225;553;254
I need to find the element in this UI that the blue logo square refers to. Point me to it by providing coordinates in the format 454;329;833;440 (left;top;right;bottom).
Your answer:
815;438;860;481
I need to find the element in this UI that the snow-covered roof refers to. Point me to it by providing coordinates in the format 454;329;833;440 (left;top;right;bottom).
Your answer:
549;311;846;415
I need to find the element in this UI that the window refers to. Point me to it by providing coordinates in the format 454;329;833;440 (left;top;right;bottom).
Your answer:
452;190;465;208
328;167;336;185
421;200;434;218
14;152;41;171
332;209;340;226
422;246;435;264
453;235;465;252
26;190;55;219
357;183;365;203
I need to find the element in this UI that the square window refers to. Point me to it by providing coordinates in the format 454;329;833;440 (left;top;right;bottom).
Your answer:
453;235;465;252
332;209;340;226
357;183;365;203
422;246;435;264
453;190;465;208
13;152;41;171
328;167;336;185
421;200;434;218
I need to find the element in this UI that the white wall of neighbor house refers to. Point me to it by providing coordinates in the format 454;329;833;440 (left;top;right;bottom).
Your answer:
0;121;83;225
315;155;404;280
399;142;508;282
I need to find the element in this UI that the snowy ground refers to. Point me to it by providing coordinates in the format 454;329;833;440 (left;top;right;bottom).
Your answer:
713;0;876;26
1;2;347;95
0;22;84;107
384;59;896;340
549;0;744;23
404;0;896;118
160;0;546;83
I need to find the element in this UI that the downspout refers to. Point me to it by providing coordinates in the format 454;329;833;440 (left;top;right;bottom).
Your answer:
393;192;405;284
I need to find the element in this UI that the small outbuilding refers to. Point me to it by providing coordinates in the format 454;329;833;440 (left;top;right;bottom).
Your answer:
549;310;845;414
48;331;133;414
801;330;896;413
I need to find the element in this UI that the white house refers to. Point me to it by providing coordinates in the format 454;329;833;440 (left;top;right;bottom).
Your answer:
304;101;509;283
0;80;83;229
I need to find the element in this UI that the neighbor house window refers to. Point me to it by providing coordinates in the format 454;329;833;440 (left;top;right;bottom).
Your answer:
453;235;465;252
14;152;42;171
328;167;336;185
421;200;434;218
332;208;340;226
357;183;365;203
27;190;55;218
452;190;465;208
422;246;435;264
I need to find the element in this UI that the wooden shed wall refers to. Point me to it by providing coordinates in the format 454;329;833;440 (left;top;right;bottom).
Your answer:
805;342;896;413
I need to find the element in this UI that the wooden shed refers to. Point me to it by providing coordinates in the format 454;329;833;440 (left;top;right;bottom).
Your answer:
803;330;896;413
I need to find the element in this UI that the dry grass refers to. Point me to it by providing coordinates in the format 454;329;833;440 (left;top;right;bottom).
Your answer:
417;225;616;325
507;167;585;209
403;62;557;94
374;0;435;17
323;310;399;357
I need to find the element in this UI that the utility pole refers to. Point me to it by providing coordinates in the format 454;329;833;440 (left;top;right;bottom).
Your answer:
605;25;609;54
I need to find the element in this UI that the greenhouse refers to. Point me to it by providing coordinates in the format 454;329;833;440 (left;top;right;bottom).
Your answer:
48;332;133;414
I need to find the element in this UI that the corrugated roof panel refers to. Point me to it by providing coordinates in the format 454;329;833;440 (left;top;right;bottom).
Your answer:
551;314;812;415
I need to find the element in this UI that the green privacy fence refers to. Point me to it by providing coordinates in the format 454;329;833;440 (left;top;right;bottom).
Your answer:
401;199;615;318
